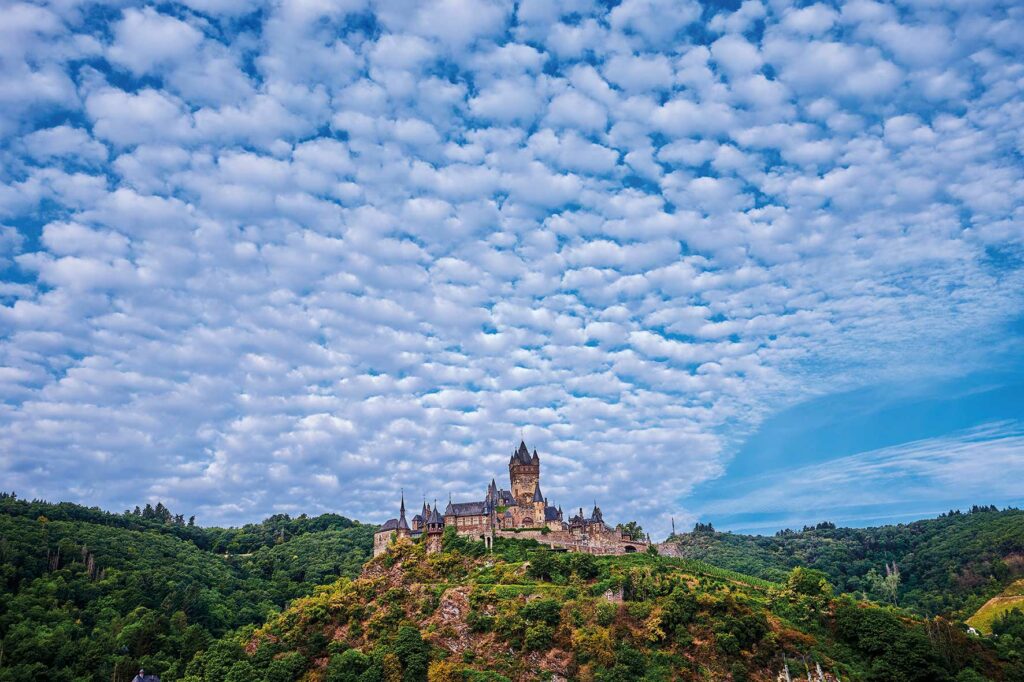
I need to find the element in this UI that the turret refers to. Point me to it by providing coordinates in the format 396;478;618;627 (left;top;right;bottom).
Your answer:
425;500;444;553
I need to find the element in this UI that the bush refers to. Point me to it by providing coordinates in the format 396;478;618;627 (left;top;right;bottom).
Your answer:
326;649;370;682
730;661;749;682
596;601;617;627
521;598;561;626
524;623;555;651
526;551;564;582
567;553;598;580
466;609;494;633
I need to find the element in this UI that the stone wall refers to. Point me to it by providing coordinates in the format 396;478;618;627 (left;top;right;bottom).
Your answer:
491;528;647;556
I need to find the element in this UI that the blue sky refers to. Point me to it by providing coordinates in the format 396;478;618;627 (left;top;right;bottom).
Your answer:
1;0;1022;536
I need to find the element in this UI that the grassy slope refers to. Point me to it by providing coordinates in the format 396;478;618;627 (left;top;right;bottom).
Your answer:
969;579;1024;634
182;535;1016;682
667;509;1024;618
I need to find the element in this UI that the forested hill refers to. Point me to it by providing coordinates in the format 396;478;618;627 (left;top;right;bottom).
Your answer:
183;531;1022;682
0;493;374;681
665;507;1024;619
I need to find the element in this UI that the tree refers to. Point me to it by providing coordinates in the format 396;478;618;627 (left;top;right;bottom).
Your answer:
786;567;833;598
619;521;645;541
867;562;901;605
394;626;429;682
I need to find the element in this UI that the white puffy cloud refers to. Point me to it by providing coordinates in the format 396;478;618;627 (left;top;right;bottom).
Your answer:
107;8;205;76
0;0;1022;537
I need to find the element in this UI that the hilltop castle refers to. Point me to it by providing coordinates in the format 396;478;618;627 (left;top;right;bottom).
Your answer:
373;440;648;557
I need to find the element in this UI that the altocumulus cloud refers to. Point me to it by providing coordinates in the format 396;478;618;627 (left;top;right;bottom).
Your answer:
0;0;1022;532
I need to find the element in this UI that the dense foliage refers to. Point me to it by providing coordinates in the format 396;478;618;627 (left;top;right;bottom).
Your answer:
183;532;1024;682
0;494;373;681
670;507;1024;618
4;494;1023;681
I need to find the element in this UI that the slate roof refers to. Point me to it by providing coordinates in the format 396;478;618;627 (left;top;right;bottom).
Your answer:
427;505;444;525
544;505;561;522
445;500;488;516
532;482;544;502
510;440;534;465
379;518;399;531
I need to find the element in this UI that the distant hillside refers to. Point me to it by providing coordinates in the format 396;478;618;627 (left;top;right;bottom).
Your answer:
0;494;373;682
182;530;1021;682
663;507;1024;619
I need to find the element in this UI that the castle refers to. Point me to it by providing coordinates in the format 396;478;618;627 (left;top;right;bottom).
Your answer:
373;440;649;557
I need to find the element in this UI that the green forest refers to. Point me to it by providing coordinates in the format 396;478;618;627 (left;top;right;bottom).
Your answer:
0;493;374;681
666;507;1024;619
2;494;1023;681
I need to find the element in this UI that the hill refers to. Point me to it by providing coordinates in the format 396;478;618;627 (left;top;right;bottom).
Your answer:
663;507;1024;619
0;494;374;681
182;530;1023;682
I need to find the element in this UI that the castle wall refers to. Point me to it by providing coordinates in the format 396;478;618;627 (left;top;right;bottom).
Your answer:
373;530;391;557
491;528;647;555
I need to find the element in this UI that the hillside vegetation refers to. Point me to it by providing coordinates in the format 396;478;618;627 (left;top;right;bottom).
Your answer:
182;530;1022;682
969;580;1024;635
0;494;374;681
666;508;1024;619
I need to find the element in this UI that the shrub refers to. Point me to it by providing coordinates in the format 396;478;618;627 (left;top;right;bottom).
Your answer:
567;553;598;580
427;659;462;682
466;609;494;633
521;598;561;626
326;649;370;682
524;623;555;651
596;601;617;627
527;551;564;582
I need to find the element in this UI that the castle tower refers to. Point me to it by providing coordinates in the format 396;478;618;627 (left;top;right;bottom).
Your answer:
425;500;444;554
509;440;540;505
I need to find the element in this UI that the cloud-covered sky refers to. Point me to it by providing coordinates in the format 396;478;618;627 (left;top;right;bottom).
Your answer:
1;0;1022;535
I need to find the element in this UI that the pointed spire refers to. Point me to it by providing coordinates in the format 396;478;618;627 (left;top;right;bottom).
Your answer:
397;489;409;531
532;481;544;502
428;499;443;526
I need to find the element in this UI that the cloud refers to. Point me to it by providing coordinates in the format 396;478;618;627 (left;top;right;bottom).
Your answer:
107;8;205;76
0;0;1022;537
